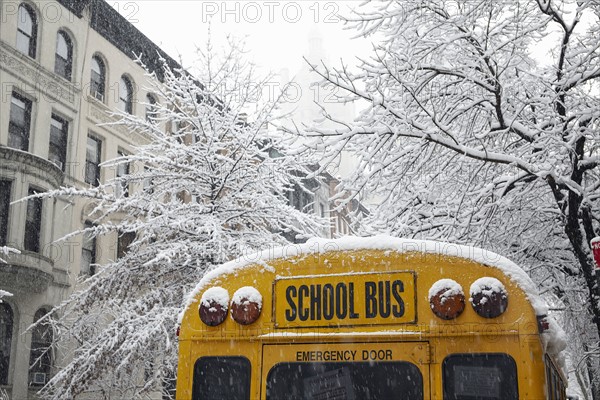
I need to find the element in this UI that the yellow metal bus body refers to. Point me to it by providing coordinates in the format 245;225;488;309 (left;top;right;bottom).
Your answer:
177;241;566;400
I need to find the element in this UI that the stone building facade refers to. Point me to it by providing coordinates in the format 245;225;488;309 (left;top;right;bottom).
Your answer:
0;1;177;398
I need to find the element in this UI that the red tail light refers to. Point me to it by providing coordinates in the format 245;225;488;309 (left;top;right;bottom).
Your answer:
231;287;263;325
199;287;229;327
469;277;508;318
537;315;550;333
428;279;465;320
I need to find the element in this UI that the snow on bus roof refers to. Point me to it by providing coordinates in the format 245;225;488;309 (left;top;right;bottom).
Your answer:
182;235;549;319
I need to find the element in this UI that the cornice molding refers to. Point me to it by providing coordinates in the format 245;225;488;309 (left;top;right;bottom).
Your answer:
87;97;153;145
0;251;54;293
0;40;80;112
0;146;65;189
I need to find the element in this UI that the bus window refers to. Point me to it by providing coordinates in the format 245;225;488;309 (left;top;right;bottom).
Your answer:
192;356;250;400
546;362;555;400
546;356;567;400
266;361;423;400
442;354;518;399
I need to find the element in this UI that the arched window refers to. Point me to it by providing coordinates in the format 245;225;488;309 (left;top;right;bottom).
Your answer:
0;303;14;385
16;3;37;58
90;55;105;101
119;76;134;114
55;31;73;80
29;308;52;385
145;94;158;122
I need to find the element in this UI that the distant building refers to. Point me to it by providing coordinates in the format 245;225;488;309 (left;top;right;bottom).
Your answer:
277;29;368;238
285;170;369;242
324;174;370;237
0;0;177;398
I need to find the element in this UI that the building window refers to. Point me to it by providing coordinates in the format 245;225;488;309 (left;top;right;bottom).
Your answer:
145;94;158;122
8;92;32;152
0;181;11;246
119;76;134;114
0;303;14;385
85;136;101;186
81;222;96;276
24;187;42;253
90;56;105;101
28;308;52;386
116;151;130;198
16;4;37;58
117;231;135;259
55;31;73;80
143;166;154;194
49;114;68;171
288;184;313;213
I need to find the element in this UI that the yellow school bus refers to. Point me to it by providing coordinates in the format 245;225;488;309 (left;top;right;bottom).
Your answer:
177;237;567;399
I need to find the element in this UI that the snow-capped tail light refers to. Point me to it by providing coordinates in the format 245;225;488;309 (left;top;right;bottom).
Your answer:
231;286;263;325
537;315;550;333
199;287;229;326
592;237;600;270
469;277;508;318
428;279;465;320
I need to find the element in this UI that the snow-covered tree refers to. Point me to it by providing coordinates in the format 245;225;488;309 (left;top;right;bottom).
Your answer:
301;0;599;396
35;39;322;399
0;290;11;303
0;245;19;263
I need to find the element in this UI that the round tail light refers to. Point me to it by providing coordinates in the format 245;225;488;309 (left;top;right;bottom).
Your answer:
469;277;508;318
231;287;262;325
428;279;465;320
199;287;229;326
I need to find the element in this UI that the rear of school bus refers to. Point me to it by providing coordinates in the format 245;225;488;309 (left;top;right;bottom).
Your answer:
176;238;566;399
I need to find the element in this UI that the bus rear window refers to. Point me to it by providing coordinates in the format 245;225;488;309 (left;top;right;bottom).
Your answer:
266;361;423;400
443;354;518;399
192;356;250;400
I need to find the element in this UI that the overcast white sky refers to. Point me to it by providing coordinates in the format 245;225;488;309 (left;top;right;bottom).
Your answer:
111;1;373;75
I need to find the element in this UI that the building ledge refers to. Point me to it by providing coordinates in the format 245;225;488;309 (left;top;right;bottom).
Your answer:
0;146;64;189
52;267;71;288
86;97;154;145
0;251;54;293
